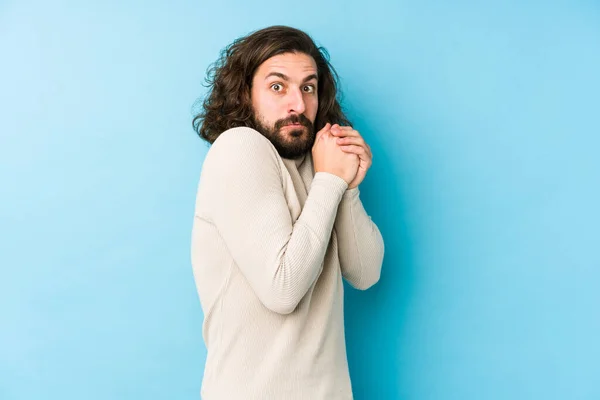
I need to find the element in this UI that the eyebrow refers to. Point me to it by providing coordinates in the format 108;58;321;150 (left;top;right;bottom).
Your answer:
265;72;318;83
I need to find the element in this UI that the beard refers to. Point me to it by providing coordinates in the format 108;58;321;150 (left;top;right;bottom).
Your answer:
251;113;316;159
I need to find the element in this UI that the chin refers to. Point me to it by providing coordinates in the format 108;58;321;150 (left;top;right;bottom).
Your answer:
289;131;305;138
283;127;306;137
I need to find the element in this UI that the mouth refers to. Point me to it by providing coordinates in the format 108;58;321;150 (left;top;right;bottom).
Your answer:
281;124;305;138
283;123;304;129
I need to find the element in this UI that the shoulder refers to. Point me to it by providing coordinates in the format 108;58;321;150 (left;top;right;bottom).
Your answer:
210;127;277;157
202;127;282;177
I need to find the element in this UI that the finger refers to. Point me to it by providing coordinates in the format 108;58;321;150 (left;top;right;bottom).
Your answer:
316;123;331;140
336;136;366;148
330;127;360;137
337;137;372;159
342;146;372;166
340;145;368;156
329;123;343;135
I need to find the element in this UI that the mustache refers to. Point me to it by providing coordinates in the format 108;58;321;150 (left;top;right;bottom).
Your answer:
274;114;313;130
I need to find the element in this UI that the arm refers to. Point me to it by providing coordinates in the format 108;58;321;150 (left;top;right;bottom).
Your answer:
197;127;348;314
327;124;384;289
334;187;385;290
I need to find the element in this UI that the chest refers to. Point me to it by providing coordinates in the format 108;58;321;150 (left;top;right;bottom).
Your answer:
280;155;315;222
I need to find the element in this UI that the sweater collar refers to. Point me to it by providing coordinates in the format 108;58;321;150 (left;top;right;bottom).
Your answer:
283;152;308;169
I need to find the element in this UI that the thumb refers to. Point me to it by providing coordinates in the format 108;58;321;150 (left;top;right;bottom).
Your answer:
315;122;331;141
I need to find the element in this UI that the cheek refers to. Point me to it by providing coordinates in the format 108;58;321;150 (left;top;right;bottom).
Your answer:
307;96;319;120
254;93;281;120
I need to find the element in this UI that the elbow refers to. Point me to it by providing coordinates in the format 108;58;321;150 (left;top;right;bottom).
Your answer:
344;258;382;290
263;299;298;315
366;266;382;289
254;259;318;315
354;266;381;290
353;242;385;290
259;291;303;315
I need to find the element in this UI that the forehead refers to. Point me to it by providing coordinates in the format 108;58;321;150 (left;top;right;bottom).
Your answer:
255;52;317;79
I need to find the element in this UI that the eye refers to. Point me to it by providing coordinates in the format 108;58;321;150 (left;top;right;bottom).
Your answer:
303;85;315;93
270;83;283;92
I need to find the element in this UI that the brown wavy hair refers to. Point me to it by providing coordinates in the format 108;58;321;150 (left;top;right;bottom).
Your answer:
192;25;352;143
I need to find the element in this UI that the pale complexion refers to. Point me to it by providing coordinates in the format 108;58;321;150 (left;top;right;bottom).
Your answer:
251;52;318;158
330;124;373;189
250;52;372;188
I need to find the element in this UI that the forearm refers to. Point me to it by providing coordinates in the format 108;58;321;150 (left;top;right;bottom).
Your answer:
249;172;348;313
334;187;385;289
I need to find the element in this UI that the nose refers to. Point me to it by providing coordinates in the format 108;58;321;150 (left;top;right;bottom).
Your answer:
287;86;306;115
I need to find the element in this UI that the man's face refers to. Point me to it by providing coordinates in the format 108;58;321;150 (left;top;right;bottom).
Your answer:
251;52;319;159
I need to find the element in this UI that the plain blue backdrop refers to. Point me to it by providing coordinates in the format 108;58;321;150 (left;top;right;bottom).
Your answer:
1;0;599;399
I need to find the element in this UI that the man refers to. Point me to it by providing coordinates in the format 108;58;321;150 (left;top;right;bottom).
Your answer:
190;25;384;399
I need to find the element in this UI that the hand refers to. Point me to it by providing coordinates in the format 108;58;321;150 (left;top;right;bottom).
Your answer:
312;123;360;185
330;124;372;189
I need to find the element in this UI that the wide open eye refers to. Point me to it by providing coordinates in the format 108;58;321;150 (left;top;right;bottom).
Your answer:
270;83;283;92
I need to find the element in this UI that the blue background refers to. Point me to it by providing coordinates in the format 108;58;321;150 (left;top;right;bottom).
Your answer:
1;0;599;399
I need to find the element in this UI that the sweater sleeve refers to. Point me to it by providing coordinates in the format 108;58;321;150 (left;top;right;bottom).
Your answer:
197;127;348;314
334;187;385;290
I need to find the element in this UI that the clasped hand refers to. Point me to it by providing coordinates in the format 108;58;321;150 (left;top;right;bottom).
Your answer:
312;123;373;189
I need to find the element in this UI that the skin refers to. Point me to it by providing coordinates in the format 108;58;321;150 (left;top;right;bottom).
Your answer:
251;52;372;189
251;52;319;159
330;124;373;189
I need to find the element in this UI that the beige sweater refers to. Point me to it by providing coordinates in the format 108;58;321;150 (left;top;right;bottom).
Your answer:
191;127;385;399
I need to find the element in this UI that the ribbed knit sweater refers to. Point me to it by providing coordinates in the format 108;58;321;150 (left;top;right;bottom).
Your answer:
191;127;385;399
